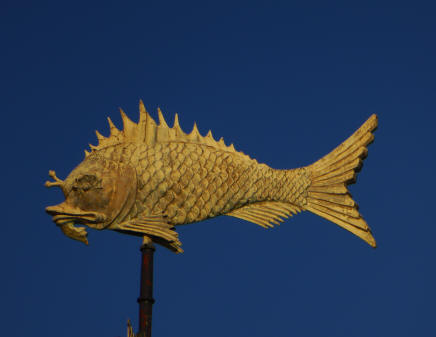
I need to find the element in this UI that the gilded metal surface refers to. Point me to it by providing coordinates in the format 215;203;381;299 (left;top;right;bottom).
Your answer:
45;101;377;252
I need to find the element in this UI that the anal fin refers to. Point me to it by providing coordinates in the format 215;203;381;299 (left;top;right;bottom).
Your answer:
116;215;183;253
226;201;302;228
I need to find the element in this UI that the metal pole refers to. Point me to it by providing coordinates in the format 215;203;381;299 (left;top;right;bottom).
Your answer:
137;237;155;337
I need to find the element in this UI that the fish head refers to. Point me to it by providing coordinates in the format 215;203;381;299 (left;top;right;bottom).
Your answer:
45;155;137;244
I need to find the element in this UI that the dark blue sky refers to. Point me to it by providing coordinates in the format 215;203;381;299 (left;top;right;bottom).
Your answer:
2;1;435;336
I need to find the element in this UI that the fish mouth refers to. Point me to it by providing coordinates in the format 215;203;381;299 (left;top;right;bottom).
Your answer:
51;213;103;225
46;204;106;244
46;205;106;225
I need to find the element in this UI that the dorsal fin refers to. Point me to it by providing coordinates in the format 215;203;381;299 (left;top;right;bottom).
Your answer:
87;100;255;162
226;201;302;228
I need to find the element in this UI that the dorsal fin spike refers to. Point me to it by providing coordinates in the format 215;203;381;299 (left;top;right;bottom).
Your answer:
84;150;90;158
229;143;235;151
218;137;225;146
120;107;137;138
172;113;184;137
120;107;132;125
139;100;148;124
203;129;215;146
157;107;169;128
190;122;200;137
143;107;157;146
107;117;119;135
173;113;180;128
89;143;97;151
95;130;105;143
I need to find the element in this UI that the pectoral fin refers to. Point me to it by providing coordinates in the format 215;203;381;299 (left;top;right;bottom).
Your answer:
115;215;183;253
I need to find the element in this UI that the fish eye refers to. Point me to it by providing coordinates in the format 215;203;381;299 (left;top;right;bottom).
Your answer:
73;175;101;192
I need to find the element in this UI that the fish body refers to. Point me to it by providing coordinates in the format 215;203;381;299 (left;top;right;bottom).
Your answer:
46;101;377;252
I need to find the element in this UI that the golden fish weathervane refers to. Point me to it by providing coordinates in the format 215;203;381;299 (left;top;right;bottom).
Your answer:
46;101;377;252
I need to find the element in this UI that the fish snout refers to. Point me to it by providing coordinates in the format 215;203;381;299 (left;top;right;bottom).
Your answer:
45;203;66;216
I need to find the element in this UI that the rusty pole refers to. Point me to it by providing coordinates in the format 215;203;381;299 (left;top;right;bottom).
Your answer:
137;237;155;337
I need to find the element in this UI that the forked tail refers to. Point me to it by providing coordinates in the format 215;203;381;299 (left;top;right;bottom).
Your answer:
305;114;378;247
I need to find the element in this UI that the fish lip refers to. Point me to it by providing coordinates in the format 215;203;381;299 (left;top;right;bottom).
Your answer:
46;206;106;225
52;214;101;225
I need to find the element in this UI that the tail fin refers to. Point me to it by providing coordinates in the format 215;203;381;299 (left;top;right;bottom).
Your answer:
305;114;378;247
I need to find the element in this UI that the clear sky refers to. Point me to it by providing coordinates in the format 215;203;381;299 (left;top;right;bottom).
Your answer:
2;1;435;337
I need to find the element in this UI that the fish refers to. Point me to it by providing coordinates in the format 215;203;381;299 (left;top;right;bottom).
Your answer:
45;101;378;253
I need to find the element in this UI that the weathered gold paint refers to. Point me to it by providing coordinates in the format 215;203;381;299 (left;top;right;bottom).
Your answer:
46;101;377;252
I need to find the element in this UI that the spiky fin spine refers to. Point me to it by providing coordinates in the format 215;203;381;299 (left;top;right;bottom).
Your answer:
87;100;255;162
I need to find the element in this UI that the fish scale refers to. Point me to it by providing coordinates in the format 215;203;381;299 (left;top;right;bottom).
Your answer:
108;141;308;225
